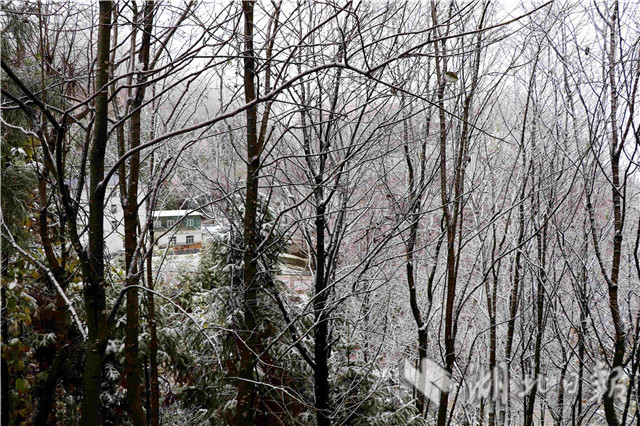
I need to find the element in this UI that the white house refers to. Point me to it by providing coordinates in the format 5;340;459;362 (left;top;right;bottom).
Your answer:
152;210;203;248
74;175;204;254
101;176;148;255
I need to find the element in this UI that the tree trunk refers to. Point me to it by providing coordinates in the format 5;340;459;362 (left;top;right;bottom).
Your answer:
146;156;160;426
524;132;546;426
147;232;160;426
501;53;536;425
602;3;625;424
33;345;68;425
402;114;429;415
431;5;453;423
123;3;154;424
79;2;113;423
488;267;497;426
573;224;588;426
1;254;10;426
314;201;331;426
234;1;260;423
556;362;567;426
432;3;485;422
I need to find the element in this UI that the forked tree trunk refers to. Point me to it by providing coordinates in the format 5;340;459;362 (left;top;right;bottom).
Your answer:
401;110;432;416
432;2;485;423
309;67;342;426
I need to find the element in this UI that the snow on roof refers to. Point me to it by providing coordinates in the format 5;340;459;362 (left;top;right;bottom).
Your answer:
152;210;201;217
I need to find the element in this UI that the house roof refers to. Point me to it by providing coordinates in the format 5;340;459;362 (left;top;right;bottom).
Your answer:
152;210;201;218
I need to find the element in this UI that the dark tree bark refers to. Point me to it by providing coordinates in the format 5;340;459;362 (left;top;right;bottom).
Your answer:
401;103;436;416
79;2;113;423
432;2;485;423
1;254;9;426
601;3;626;424
500;49;538;425
430;5;454;424
234;2;260;423
122;3;154;425
622;215;640;426
584;2;627;424
524;188;547;426
146;107;160;426
32;182;74;423
313;195;331;426
233;2;282;422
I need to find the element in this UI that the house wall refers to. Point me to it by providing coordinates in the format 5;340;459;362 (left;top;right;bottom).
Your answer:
102;193;149;255
153;214;202;248
97;190;204;252
98;186;144;255
155;230;203;248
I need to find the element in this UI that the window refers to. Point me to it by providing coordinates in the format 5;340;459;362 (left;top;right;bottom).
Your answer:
167;219;174;227
186;235;194;244
169;236;176;246
153;220;161;229
111;203;117;213
186;218;194;227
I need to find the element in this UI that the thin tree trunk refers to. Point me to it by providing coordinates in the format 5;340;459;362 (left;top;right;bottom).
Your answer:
556;361;567;426
310;66;343;426
146;120;160;426
123;3;154;424
523;268;544;426
432;3;486;422
32;174;66;423
524;125;545;426
314;200;331;426
234;1;260;423
80;2;113;423
146;233;160;426
297;56;345;425
573;223;588;426
233;2;281;421
33;345;68;425
501;52;537;425
602;3;625;424
402;112;430;416
488;262;498;426
430;4;454;424
622;219;640;426
1;254;10;426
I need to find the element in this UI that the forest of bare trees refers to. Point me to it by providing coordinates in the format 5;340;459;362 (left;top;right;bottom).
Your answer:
1;1;639;424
